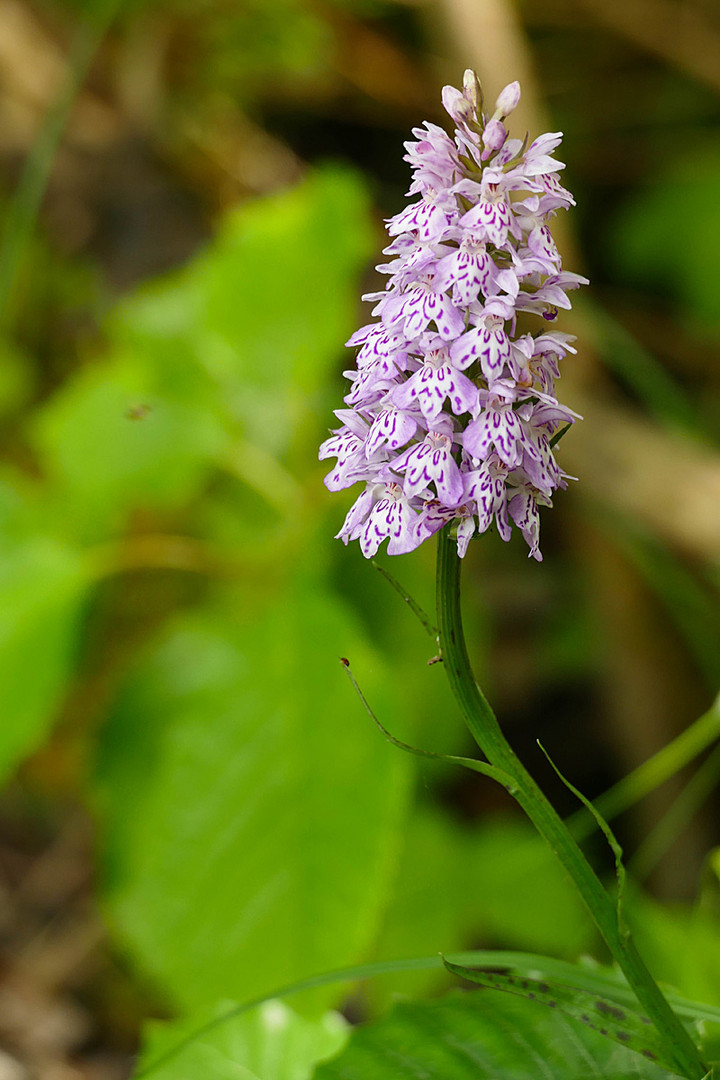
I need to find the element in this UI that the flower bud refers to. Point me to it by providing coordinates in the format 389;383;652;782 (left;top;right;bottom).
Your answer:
462;69;483;112
442;85;474;125
482;118;507;152
495;80;521;117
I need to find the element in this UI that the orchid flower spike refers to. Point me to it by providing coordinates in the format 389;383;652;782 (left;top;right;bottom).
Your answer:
320;73;587;562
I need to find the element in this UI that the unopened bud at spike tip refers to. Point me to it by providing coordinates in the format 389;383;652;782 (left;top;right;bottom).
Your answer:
441;84;474;125
495;80;521;117
462;69;482;112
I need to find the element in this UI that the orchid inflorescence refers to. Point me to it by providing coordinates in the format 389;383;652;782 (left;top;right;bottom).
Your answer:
319;71;587;561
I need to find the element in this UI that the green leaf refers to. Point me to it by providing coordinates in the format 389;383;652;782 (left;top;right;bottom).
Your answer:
110;164;375;463
313;989;683;1080
32;358;225;538
367;811;592;1010
32;166;374;540
444;959;676;1071
94;579;411;1012
0;522;87;785
537;740;627;934
0;338;35;415
135;999;348;1080
629;888;720;1010
124;948;720;1074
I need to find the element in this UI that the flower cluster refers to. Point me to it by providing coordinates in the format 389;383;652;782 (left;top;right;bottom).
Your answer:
319;72;586;561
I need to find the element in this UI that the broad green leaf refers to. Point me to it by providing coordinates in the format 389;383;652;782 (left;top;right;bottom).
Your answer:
32;166;374;540
444;959;676;1070
131;949;720;1077
134;999;348;1080
313;989;683;1080
362;807;488;1010
0;524;87;786
32;357;225;538
110;164;375;463
630;888;720;1009
94;579;411;1012
467;817;591;952
367;809;592;1010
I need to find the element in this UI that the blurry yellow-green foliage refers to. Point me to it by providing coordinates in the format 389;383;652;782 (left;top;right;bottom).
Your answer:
1;0;720;1076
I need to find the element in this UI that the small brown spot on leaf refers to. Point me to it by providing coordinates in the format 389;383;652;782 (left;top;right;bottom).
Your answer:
595;1001;625;1021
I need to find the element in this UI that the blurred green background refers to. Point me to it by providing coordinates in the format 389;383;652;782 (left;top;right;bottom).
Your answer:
0;0;719;1075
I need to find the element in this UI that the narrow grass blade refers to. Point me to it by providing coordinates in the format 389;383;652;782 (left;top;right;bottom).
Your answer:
0;0;121;328
584;297;702;437
539;740;627;933
631;742;720;882
570;694;720;841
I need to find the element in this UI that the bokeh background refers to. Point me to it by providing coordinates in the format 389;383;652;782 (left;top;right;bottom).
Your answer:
0;0;719;1076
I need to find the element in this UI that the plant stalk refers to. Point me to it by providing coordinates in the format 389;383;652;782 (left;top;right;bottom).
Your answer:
436;527;706;1080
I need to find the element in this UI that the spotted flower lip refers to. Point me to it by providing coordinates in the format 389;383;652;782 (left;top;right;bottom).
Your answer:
320;71;587;561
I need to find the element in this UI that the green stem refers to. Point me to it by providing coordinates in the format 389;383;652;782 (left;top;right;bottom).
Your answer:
436;527;706;1080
